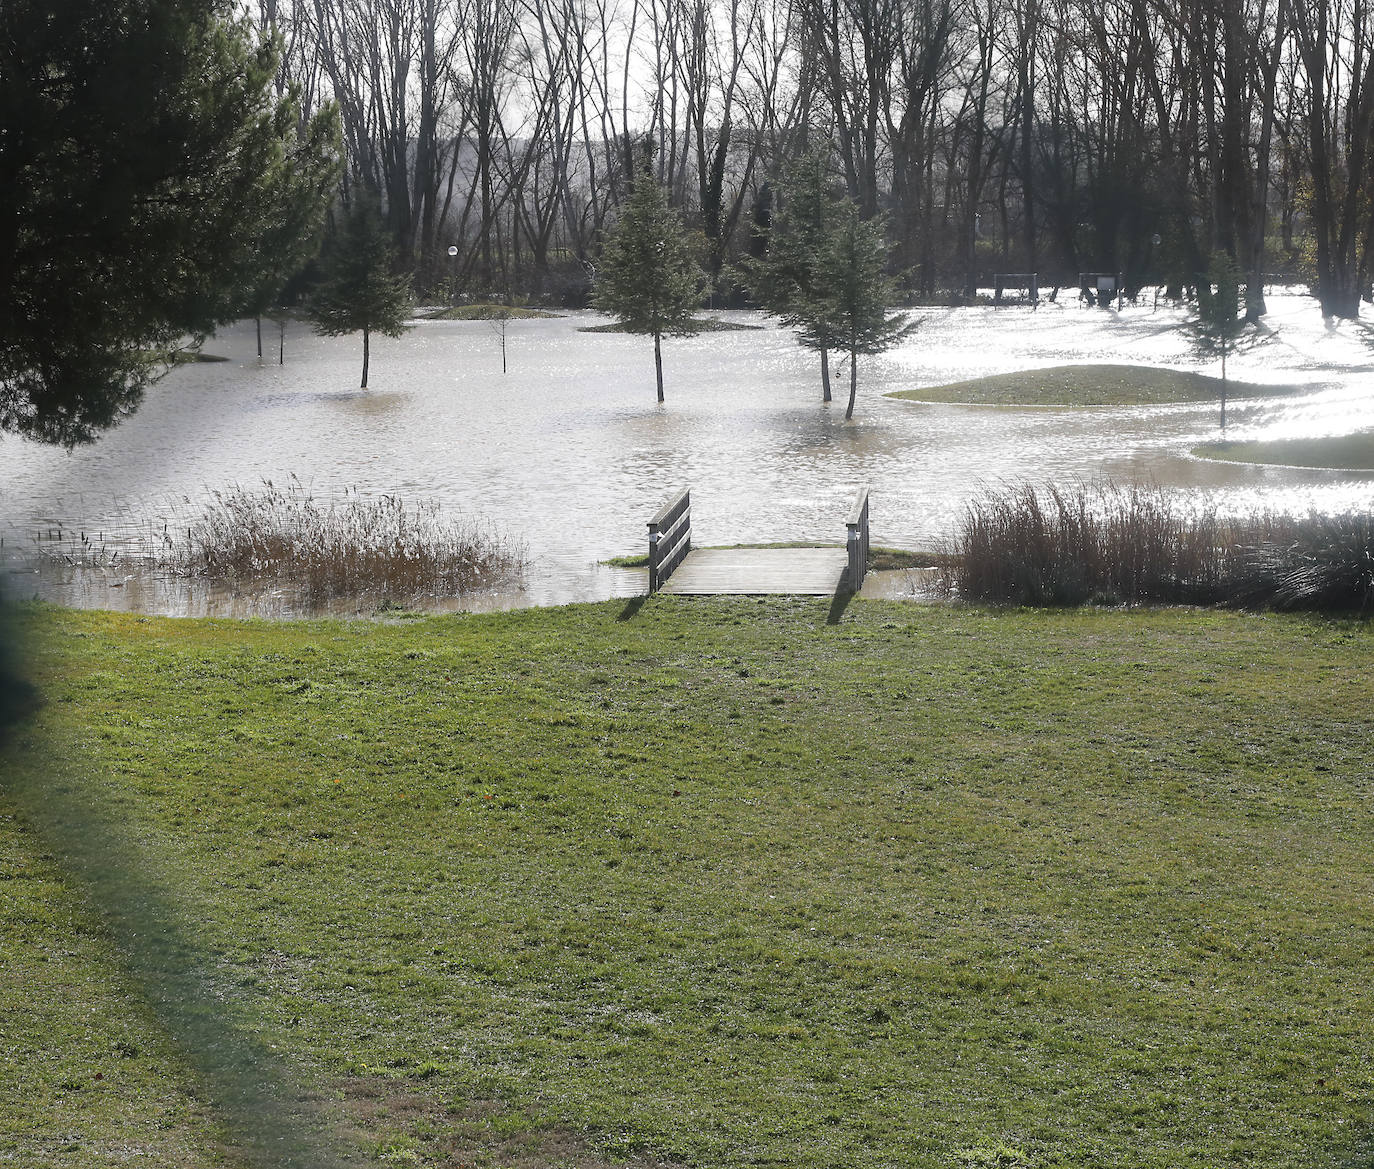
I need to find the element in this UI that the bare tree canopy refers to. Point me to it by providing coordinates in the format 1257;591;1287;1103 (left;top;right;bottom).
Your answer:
260;0;1374;321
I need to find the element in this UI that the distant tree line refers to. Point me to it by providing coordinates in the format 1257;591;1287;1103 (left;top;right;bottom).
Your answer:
262;0;1374;319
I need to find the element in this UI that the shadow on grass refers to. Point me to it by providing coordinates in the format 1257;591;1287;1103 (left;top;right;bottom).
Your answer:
6;779;361;1168
2;592;359;1168
0;594;37;746
826;588;856;625
617;594;649;621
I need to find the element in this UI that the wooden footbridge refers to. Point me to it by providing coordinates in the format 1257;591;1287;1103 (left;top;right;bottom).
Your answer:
645;487;870;596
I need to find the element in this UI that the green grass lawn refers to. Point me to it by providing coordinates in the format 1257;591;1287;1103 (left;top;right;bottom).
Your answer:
887;364;1305;407
1195;432;1374;471
4;600;1374;1168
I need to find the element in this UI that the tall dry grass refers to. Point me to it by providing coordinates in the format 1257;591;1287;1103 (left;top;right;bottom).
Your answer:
1237;511;1374;612
945;482;1374;613
153;480;524;606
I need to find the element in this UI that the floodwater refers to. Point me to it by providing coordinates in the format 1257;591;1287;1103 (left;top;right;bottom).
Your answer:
2;291;1372;617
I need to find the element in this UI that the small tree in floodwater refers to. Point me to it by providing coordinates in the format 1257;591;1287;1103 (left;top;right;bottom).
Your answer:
488;307;519;373
242;128;339;361
593;167;704;402
309;196;412;389
269;312;289;365
745;150;845;402
796;199;914;420
1189;250;1251;431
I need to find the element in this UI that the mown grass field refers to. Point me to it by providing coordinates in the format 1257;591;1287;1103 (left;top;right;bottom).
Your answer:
887;364;1302;407
3;599;1373;1168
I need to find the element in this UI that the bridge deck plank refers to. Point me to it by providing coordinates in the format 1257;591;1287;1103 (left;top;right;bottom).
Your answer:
659;547;848;595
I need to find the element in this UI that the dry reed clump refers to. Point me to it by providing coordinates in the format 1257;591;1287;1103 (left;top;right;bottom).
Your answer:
944;481;1374;613
154;480;524;606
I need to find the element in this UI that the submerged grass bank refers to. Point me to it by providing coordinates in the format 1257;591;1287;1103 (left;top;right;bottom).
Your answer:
1196;432;1374;471
888;363;1303;407
4;600;1374;1168
578;317;763;334
420;305;560;321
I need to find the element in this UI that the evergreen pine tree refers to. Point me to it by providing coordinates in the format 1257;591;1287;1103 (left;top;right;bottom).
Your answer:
244;99;342;357
1190;251;1249;431
745;150;843;401
593;170;704;403
309;197;413;389
0;0;339;445
796;201;914;420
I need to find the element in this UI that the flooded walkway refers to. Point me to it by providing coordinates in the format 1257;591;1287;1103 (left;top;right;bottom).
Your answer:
659;546;849;595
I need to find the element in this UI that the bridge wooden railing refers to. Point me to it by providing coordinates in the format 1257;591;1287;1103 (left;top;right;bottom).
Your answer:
647;487;692;593
846;487;870;590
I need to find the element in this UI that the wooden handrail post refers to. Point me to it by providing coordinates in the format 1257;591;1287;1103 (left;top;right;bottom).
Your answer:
846;487;870;590
647;487;691;593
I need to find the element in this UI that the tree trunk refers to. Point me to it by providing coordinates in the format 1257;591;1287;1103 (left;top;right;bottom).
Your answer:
361;328;371;389
820;347;832;402
1292;0;1372;321
1244;0;1288;321
256;316;263;359
1220;346;1227;430
845;348;858;420
1018;14;1037;277
654;330;664;403
1320;288;1363;320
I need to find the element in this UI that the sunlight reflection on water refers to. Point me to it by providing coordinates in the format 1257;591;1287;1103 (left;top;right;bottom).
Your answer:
2;292;1371;616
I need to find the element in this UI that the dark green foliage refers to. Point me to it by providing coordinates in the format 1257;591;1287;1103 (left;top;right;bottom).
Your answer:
749;153;911;415
240;98;343;326
592;172;704;401
1188;251;1251;428
748;153;837;316
0;0;339;446
744;151;843;400
796;200;914;419
308;196;413;389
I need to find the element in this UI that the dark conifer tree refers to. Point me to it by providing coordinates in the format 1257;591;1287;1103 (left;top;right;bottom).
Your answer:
1189;251;1250;431
0;0;339;445
592;166;704;403
308;196;414;389
791;200;913;420
745;150;845;402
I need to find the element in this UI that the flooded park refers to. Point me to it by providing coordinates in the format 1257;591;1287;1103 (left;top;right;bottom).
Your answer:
2;289;1372;617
